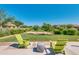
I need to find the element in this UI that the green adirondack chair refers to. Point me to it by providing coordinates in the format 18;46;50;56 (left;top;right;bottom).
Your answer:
15;34;30;48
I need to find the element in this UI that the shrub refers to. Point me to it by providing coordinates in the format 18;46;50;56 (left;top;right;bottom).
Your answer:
10;29;18;34
41;23;53;32
53;29;62;34
62;29;68;35
77;31;79;35
0;31;5;37
0;29;11;37
63;28;77;35
67;28;77;35
10;29;25;35
66;24;73;28
25;28;32;31
33;25;40;31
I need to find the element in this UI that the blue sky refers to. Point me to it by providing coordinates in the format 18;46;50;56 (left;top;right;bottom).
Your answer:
0;4;79;25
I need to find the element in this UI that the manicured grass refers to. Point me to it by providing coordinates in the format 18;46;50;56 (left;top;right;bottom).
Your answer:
0;35;17;42
23;33;79;41
0;32;79;42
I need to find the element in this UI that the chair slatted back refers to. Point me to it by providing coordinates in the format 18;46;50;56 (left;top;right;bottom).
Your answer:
15;34;24;45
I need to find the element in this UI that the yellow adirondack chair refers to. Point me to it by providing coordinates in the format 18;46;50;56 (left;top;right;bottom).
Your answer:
15;34;30;48
50;39;68;53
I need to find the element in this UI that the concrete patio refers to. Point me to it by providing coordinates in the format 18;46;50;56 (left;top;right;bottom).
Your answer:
0;42;55;55
64;42;79;55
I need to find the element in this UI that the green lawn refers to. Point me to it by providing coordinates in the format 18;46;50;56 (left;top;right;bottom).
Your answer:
0;33;79;42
